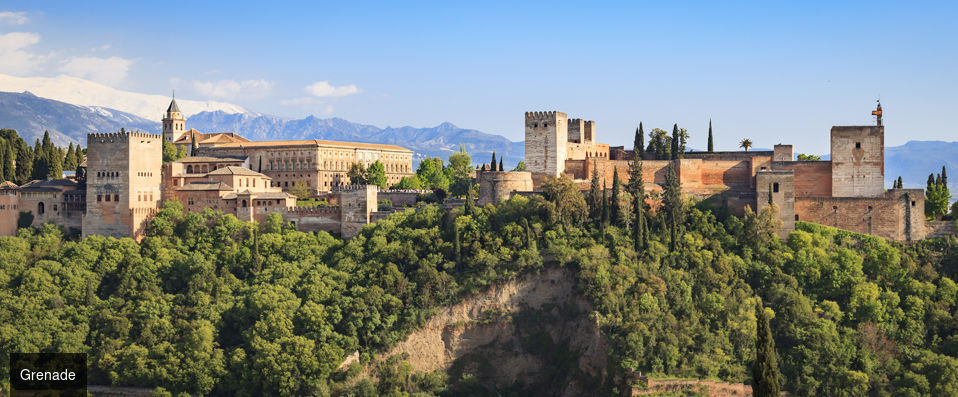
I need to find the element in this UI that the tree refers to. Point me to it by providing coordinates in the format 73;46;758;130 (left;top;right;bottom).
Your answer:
636;123;645;158
662;162;683;250
740;138;753;152
64;143;76;171
753;301;782;397
512;161;526;172
447;146;473;197
671;124;681;160
589;160;601;220
628;126;647;250
601;180;609;226
926;170;951;218
348;163;368;185
15;139;33;184
191;132;198;153
797;153;821;161
288;181;311;200
646;128;671;160
541;174;587;227
417;157;449;190
895;176;903;189
391;175;423;190
943;166;949;187
366;160;387;189
498;158;504;172
707;120;714;153
162;139;182;163
490;152;497;171
74;146;84;170
611;167;621;226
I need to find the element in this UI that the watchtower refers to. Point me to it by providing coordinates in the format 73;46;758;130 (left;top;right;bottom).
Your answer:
524;111;568;177
82;131;163;240
830;125;884;197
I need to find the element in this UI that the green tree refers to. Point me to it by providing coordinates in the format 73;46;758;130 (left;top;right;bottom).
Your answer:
416;157;449;190
447;146;473;197
662;162;683;250
162;139;182;163
348;162;368;185
366;160;387;189
797;153;821;161
391;175;423;190
512;161;526;172
601;180;609;226
628;126;647;250
943;165;949;186
646;128;671;160
64;143;76;171
611;167;621;226
74;146;84;170
289;181;311;199
541;174;587;227
498;158;504;172
671;124;681;160
490;152;497;171
707;119;714;153
740;138;754;152
753;302;782;397
589;160;601;220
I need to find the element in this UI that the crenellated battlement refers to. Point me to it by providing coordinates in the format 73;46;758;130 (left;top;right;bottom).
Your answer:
334;184;378;192
283;205;340;214
524;111;567;122
87;131;162;143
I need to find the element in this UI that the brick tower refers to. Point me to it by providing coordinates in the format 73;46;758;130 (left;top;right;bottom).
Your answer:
162;97;186;143
524;111;568;177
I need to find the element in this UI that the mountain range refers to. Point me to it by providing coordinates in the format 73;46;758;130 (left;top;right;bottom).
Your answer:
0;87;953;190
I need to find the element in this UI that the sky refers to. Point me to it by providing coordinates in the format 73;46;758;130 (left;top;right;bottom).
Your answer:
0;0;956;155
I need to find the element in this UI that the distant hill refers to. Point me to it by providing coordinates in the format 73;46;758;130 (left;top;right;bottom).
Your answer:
186;111;524;166
886;140;958;192
0;91;157;145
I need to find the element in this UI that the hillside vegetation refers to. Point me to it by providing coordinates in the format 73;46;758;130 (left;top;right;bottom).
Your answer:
1;179;958;395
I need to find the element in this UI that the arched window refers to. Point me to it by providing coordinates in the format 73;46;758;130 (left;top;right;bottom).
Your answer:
38;202;44;214
242;199;247;207
187;165;193;173
773;182;779;193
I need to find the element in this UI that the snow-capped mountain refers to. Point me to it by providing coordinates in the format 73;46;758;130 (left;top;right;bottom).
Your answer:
0;73;246;121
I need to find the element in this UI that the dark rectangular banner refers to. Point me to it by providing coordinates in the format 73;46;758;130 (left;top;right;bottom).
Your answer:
9;353;87;396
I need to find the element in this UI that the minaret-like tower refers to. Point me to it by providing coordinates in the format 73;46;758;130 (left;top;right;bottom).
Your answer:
162;96;186;143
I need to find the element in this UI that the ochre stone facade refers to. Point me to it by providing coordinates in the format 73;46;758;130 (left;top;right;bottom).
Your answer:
522;109;932;242
83;132;162;241
478;171;534;206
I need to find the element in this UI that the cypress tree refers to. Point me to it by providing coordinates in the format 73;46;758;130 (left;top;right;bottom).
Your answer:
0;140;6;182
499;158;504;172
670;124;679;160
258;157;263;173
753;301;782;397
601;180;609;226
663;162;682;250
708;119;714;153
611;167;621;226
74;146;84;170
49;148;63;179
638;123;645;155
768;183;774;206
928;174;936;189
896;176;903;189
64;143;76;170
936;173;942;186
491;152;497;171
191;132;198;152
628;126;647;251
589;160;601;220
453;223;462;266
16;142;33;184
943;166;948;186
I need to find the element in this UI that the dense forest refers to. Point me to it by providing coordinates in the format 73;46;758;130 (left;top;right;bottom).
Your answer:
1;126;957;396
0;129;84;185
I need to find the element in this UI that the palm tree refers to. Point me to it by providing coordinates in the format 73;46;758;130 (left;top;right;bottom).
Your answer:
740;138;753;152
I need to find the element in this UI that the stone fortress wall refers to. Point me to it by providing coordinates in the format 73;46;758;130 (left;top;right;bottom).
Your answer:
490;108;937;242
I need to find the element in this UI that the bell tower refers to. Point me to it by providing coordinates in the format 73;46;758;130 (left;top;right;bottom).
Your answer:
162;95;186;143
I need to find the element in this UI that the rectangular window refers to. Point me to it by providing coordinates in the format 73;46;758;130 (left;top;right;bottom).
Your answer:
105;195;110;202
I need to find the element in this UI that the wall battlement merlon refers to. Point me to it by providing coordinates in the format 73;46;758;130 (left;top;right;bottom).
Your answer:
87;131;163;142
524;111;567;121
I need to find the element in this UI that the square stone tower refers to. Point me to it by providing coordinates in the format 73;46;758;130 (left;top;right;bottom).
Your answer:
339;184;378;238
524;111;568;177
830;126;884;197
83;132;163;240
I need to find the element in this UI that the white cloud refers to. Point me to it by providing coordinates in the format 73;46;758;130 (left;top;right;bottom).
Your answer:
280;97;335;115
58;56;133;86
0;31;45;75
0;11;28;25
193;79;274;99
304;81;360;97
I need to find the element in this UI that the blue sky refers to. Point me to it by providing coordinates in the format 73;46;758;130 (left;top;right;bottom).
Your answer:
1;1;956;154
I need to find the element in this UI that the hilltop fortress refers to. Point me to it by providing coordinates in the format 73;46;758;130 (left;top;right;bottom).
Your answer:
0;99;416;240
481;106;935;241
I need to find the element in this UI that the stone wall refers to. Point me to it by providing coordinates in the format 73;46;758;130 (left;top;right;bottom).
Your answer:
757;170;796;237
831;126;884;197
378;191;420;207
478;171;533;206
0;190;17;235
773;161;833;197
340;185;378;238
524;111;568;177
282;206;342;234
83;132;162;240
795;189;924;241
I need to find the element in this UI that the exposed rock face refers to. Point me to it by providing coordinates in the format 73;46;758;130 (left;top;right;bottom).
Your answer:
380;266;607;395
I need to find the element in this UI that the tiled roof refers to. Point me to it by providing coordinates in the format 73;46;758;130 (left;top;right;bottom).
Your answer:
0;181;18;189
207;166;266;176
167;98;180;113
174;156;247;163
177;182;232;191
